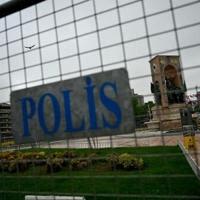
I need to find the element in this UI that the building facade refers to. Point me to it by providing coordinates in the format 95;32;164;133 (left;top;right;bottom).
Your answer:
0;103;12;141
131;89;144;106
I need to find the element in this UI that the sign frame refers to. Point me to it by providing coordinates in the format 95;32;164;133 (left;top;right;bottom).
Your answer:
11;68;135;144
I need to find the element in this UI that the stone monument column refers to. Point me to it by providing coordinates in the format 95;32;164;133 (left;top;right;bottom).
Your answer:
146;55;187;131
150;56;169;107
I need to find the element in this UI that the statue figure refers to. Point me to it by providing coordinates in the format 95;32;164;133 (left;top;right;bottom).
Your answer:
165;78;185;104
151;81;161;105
151;78;186;106
165;78;174;104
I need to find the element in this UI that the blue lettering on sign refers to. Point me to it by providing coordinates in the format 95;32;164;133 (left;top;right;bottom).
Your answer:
62;90;85;132
20;76;122;137
85;77;98;130
38;93;61;135
100;82;122;129
21;97;36;137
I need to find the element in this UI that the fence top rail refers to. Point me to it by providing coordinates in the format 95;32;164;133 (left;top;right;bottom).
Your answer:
0;0;45;18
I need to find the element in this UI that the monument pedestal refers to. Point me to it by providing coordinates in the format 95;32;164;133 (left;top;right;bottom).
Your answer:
146;103;186;131
147;55;187;131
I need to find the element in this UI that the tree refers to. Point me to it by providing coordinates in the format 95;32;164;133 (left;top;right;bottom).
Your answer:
132;97;155;128
132;97;146;116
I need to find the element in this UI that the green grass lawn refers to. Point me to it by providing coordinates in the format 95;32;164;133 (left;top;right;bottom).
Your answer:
0;146;200;200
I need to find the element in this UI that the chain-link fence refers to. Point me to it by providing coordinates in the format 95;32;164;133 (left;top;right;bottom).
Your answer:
0;0;200;199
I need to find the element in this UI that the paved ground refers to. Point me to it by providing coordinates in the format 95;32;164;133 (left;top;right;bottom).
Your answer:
45;130;198;147
41;131;184;148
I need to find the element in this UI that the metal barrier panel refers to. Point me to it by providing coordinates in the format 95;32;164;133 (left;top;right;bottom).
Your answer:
11;68;135;144
0;0;200;199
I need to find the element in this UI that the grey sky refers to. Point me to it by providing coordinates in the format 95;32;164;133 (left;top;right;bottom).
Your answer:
0;0;200;103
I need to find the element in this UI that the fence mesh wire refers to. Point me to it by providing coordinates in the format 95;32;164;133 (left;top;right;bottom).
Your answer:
0;0;200;199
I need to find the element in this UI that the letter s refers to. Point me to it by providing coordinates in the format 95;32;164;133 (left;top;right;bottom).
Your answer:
100;82;122;129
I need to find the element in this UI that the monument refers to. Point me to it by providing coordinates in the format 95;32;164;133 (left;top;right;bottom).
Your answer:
146;55;187;130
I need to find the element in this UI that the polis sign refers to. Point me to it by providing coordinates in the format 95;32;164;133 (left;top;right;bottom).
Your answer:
11;69;135;144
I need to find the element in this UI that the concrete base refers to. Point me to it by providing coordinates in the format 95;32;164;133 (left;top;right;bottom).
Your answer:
146;103;186;131
160;119;182;131
145;121;160;130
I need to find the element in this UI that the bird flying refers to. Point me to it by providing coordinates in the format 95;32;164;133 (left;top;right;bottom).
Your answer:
24;45;35;50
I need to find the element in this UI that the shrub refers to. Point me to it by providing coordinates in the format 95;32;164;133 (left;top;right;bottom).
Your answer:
7;159;28;173
0;152;13;171
87;153;99;165
70;159;88;170
136;158;144;170
0;159;9;172
0;152;16;160
61;151;77;166
0;152;28;173
35;152;46;159
18;154;29;172
0;141;15;148
118;153;144;170
7;159;18;173
63;151;77;158
107;153;119;170
52;152;63;158
6;157;28;173
20;152;46;166
0;150;144;173
46;157;63;173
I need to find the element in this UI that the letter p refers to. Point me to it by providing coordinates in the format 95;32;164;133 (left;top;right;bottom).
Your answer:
20;97;36;137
